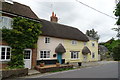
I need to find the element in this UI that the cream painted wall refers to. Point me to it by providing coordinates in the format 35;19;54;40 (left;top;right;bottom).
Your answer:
37;36;65;60
37;36;98;63
87;40;98;61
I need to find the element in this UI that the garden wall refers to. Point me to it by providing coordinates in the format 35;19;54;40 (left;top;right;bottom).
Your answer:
1;68;28;79
35;65;73;73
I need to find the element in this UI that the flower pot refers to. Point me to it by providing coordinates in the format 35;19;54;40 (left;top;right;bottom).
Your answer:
56;63;60;67
40;63;45;67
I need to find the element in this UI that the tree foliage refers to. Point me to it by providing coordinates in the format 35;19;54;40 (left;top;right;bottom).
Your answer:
2;17;42;69
86;29;100;40
112;44;120;61
114;2;120;25
114;2;120;39
112;27;120;39
99;38;120;60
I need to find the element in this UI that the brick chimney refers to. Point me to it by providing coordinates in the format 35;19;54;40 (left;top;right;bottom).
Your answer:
50;12;58;23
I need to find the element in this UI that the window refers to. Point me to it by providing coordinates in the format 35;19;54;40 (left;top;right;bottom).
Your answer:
92;42;95;47
92;52;95;58
45;37;50;43
40;50;50;59
84;42;87;46
0;16;13;29
24;50;31;59
0;46;11;61
72;40;77;45
71;51;79;59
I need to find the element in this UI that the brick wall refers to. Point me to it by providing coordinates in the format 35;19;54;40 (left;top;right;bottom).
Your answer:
31;48;37;68
0;41;8;45
0;62;8;69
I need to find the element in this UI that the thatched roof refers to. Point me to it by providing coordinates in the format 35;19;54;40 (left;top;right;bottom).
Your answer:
40;19;89;42
0;1;39;20
55;43;66;53
99;45;109;53
82;46;91;55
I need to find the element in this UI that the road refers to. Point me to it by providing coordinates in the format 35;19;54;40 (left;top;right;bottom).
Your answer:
38;62;118;78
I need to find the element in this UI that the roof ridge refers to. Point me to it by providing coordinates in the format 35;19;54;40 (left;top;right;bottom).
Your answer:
40;19;79;30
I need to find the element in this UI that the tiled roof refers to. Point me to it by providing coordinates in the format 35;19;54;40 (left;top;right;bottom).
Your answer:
0;1;39;20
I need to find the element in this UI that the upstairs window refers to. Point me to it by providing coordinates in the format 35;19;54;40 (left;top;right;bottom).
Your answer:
72;40;77;45
0;46;11;61
45;37;50;43
0;16;13;29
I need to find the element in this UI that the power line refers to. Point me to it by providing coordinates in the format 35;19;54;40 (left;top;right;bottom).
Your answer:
76;0;117;19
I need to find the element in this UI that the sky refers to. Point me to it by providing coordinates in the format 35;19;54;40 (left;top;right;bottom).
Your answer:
13;0;118;42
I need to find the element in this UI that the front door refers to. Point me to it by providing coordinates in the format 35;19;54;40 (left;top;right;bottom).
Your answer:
24;49;32;69
57;53;62;64
83;55;87;62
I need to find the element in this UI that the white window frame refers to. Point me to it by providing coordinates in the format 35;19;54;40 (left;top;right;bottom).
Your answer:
44;37;50;43
92;52;95;59
71;51;79;59
0;16;13;29
71;40;77;45
40;50;50;59
24;49;32;60
0;45;11;61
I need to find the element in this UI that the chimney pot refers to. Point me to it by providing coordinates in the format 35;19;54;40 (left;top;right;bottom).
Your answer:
50;12;58;23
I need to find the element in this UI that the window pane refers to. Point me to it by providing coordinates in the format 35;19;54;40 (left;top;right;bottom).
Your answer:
44;53;46;58
2;52;5;55
6;56;10;59
44;51;46;54
6;52;10;55
40;53;43;58
41;51;43;53
7;48;10;52
2;47;5;52
24;50;30;59
77;52;78;58
1;17;13;29
1;56;5;59
71;52;73;58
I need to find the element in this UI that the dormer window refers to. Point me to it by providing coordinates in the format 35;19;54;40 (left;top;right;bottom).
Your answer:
72;40;77;45
0;16;13;29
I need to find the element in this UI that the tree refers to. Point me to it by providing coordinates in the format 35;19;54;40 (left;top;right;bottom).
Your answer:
112;44;120;61
86;29;100;40
114;1;120;39
112;26;120;39
114;1;120;25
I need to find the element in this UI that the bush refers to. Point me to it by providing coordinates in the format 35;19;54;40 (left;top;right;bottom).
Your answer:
112;44;120;61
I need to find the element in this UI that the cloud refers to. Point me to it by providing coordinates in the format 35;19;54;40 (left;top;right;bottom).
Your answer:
13;0;117;42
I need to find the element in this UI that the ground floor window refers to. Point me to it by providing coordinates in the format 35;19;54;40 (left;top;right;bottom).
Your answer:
40;50;50;59
92;52;95;58
71;51;79;59
0;46;11;61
